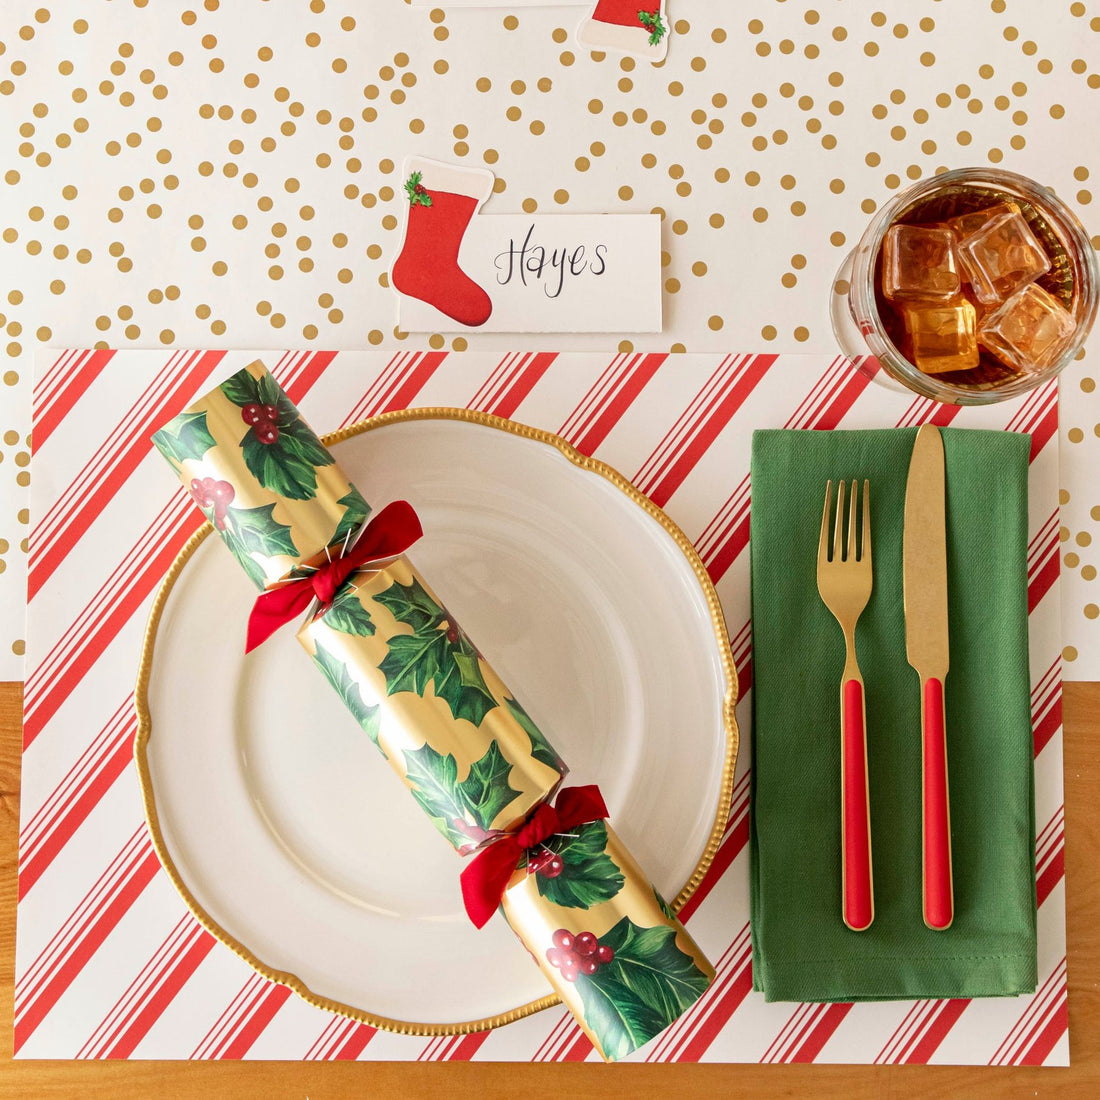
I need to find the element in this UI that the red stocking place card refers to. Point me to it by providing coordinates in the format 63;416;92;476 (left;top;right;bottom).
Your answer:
391;158;662;333
408;1;671;63
577;1;670;61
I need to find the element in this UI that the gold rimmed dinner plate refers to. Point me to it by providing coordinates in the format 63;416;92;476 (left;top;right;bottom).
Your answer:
136;409;738;1035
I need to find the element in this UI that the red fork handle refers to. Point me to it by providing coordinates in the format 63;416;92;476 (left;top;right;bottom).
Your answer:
922;677;954;930
842;678;874;931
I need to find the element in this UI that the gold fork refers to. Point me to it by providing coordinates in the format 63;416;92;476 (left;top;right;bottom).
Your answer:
817;479;874;932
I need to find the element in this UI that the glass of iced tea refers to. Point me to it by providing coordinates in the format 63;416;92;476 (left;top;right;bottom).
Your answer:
831;167;1098;404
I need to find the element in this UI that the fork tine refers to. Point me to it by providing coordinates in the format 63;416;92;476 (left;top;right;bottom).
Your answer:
833;478;846;563
862;480;871;564
847;479;858;563
819;480;833;565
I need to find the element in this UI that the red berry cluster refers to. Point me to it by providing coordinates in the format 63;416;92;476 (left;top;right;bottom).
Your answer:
414;183;427;196
190;476;234;530
528;847;564;879
241;402;281;445
546;929;614;983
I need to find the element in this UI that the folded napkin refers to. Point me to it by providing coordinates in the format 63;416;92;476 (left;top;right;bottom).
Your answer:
750;427;1037;1002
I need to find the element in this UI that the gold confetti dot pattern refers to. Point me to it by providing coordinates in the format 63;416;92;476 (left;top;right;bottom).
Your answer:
1060;366;1100;670
0;1;1099;671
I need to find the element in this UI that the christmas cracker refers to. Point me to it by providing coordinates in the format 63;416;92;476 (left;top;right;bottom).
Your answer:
152;359;714;1060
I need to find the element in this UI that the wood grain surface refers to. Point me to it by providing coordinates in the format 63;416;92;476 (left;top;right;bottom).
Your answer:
2;679;1097;1098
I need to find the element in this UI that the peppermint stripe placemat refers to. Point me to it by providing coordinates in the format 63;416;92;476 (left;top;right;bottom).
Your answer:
16;349;1067;1064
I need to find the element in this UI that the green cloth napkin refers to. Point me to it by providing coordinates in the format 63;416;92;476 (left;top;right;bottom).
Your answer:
750;427;1037;1002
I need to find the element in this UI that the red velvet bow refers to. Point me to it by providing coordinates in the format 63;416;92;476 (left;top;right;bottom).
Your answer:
460;785;609;929
245;499;423;653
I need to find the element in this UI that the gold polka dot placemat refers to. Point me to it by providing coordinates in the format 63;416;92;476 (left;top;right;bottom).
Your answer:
1;1;1097;676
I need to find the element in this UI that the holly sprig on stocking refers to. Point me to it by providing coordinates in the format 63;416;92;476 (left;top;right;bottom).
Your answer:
638;10;667;46
404;171;432;208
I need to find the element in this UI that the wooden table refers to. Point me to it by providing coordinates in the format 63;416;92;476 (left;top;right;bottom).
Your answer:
2;680;1097;1097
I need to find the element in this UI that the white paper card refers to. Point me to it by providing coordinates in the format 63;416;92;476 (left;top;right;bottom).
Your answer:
396;214;662;334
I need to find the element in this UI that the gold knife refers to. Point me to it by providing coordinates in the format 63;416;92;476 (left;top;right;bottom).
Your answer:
903;424;953;931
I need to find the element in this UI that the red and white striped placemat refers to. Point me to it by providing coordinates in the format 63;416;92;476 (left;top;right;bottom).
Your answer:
16;349;1067;1064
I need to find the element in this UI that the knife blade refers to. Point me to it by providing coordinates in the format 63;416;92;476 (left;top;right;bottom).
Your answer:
903;424;954;931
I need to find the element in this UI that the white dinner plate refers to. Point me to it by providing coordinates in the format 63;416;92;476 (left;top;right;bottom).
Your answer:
137;409;738;1033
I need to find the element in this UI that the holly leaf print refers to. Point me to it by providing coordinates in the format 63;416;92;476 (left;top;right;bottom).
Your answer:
402;740;518;843
222;368;303;431
190;499;266;589
505;696;565;774
321;585;375;637
221;369;334;500
376;630;443;694
533;820;625;910
653;888;677;923
257;371;300;425
401;742;473;848
240;429;323;501
375;578;499;726
219;525;268;588
460;741;519;831
359;695;383;749
209;502;297;588
576;972;666;1063
311;640;384;754
228;503;298;558
277;417;336;468
379;632;497;727
374;575;444;632
152;410;217;467
575;917;711;1061
332;487;371;547
219;369;262;408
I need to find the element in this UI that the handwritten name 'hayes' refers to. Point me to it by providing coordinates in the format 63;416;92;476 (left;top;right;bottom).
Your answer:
494;224;608;299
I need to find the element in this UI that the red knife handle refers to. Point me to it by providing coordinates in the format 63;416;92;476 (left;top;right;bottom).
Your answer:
841;678;874;932
922;676;954;930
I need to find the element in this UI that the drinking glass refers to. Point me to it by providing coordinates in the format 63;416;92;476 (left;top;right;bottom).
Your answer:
830;167;1098;405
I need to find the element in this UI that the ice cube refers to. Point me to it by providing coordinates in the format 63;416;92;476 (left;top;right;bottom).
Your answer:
902;300;980;375
977;283;1077;373
882;224;961;303
956;210;1051;305
945;201;1022;241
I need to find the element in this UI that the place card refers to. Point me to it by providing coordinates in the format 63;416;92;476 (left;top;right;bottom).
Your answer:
391;158;661;333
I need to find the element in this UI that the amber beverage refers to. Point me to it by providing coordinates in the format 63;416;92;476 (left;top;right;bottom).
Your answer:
832;168;1098;405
